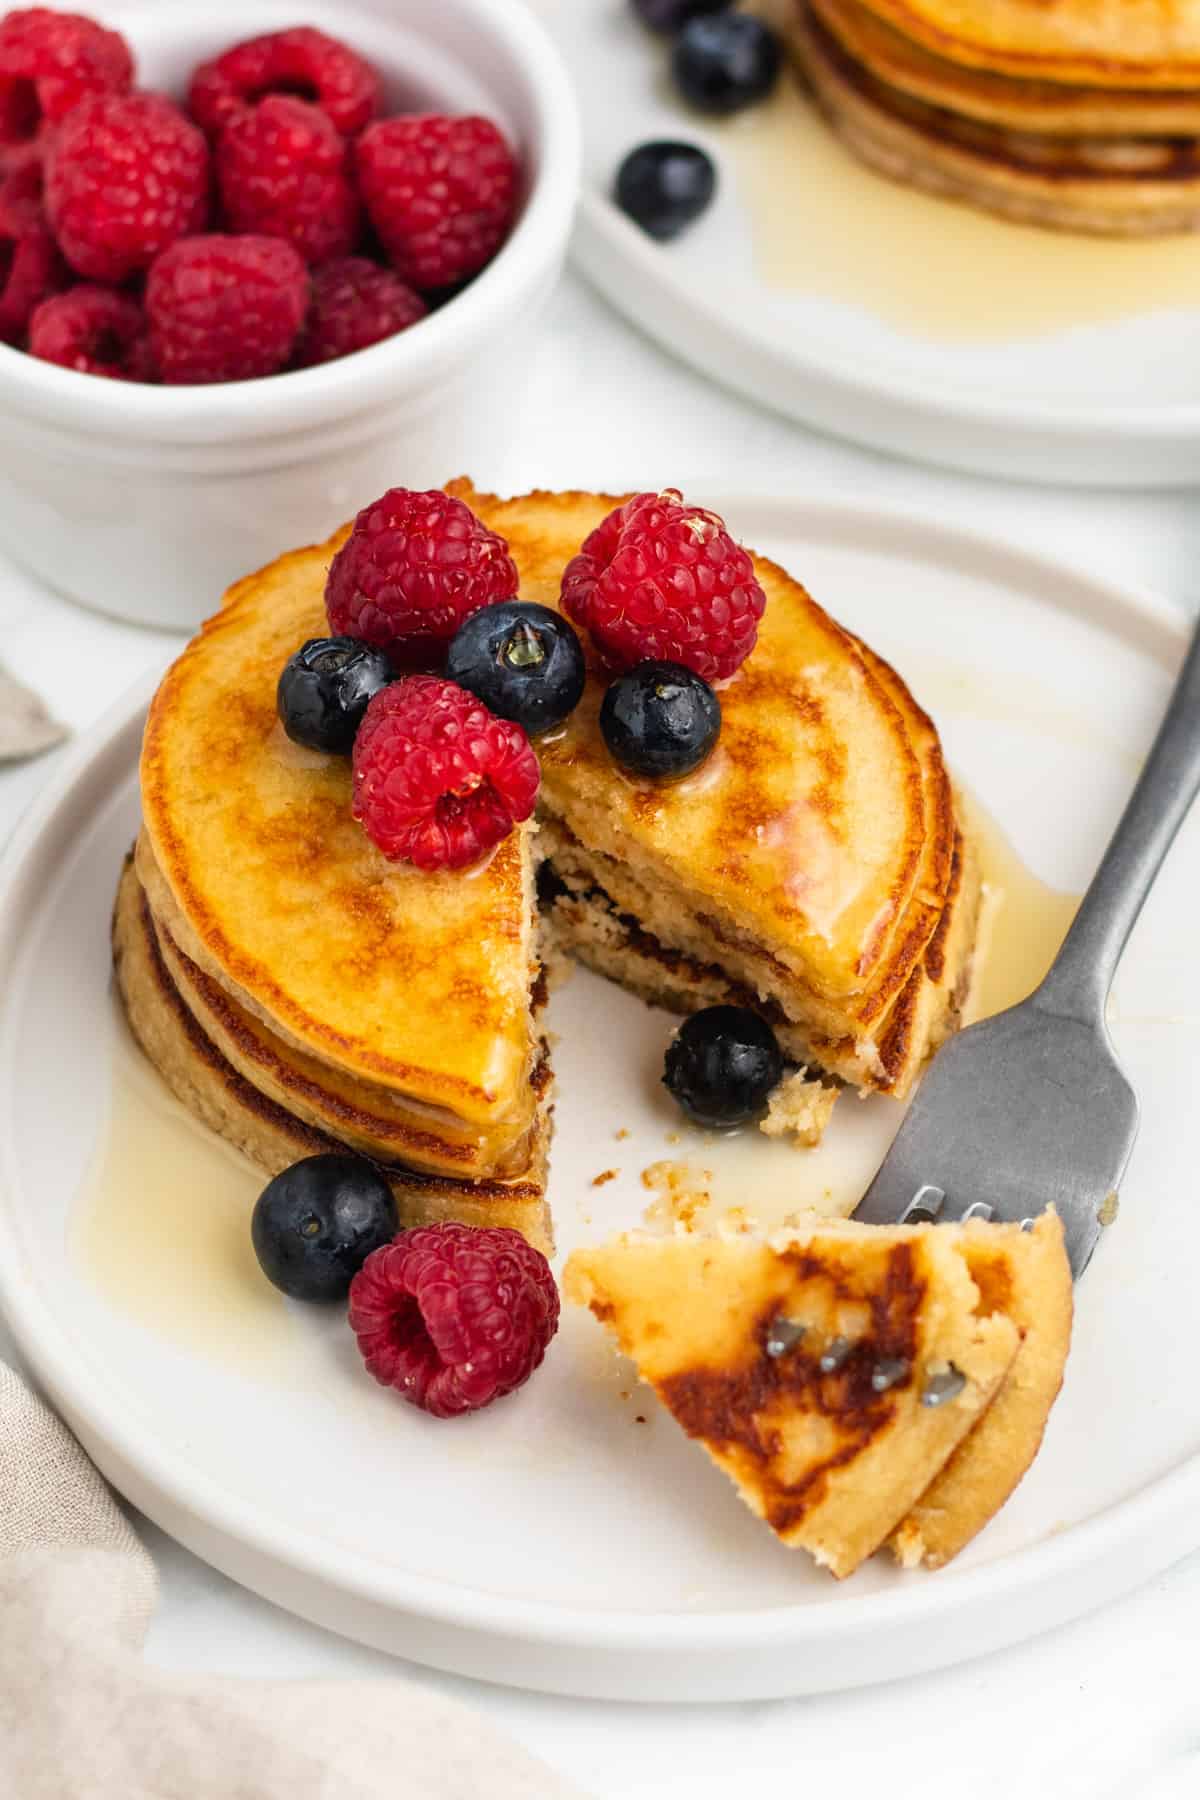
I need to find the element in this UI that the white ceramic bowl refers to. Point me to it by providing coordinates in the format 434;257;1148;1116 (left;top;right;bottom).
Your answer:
0;0;580;629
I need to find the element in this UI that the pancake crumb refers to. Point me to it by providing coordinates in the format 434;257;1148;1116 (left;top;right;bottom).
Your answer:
641;1159;712;1232
592;1168;618;1187
615;1127;630;1141
760;1068;839;1147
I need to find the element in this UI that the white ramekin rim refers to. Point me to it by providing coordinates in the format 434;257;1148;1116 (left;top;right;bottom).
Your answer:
0;0;580;446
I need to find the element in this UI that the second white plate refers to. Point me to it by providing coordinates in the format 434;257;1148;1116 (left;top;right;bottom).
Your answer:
550;0;1200;487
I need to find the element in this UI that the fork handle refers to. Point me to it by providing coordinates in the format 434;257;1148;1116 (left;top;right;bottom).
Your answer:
1035;610;1200;1023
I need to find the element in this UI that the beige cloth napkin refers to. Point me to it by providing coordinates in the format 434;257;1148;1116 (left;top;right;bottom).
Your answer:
0;1360;589;1800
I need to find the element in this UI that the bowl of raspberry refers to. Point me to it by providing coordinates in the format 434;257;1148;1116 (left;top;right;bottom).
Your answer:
0;2;579;627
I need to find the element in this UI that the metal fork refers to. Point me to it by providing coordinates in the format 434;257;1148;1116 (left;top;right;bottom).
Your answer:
854;611;1200;1277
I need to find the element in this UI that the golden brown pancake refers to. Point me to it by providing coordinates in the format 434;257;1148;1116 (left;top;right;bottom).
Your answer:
112;857;555;1253
858;0;1200;89
812;0;1200;132
565;1215;1035;1578
455;482;977;1100
797;2;1200;235
139;532;542;1172
891;1211;1073;1568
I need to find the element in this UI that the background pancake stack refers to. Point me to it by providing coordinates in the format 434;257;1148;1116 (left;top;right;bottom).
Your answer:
790;0;1200;233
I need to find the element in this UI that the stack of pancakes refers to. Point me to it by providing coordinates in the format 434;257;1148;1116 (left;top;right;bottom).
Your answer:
789;0;1200;234
118;540;556;1252
464;483;978;1105
115;483;981;1257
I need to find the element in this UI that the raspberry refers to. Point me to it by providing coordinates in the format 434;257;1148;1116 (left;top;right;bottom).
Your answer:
215;95;360;267
45;92;209;282
146;234;308;385
561;489;766;682
348;1223;559;1418
351;676;540;871
28;283;152;379
326;487;518;664
294;255;425;366
0;138;43;227
355;114;517;290
0;147;61;342
188;27;381;140
0;8;132;147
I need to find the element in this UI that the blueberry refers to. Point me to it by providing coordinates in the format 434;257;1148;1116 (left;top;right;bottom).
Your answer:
631;0;731;33
251;1154;398;1302
446;601;586;736
277;637;394;754
673;13;781;115
599;660;720;780
615;141;716;242
663;1005;784;1128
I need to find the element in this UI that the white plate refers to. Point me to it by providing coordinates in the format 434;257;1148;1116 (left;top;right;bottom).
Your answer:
550;0;1200;488
1;498;1199;1703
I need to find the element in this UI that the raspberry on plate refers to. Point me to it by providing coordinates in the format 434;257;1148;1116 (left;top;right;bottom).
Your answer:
326;486;518;663
351;675;540;871
561;489;767;682
348;1222;560;1418
0;7;133;146
356;113;517;290
45;91;209;282
295;255;426;366
215;95;360;268
28;284;152;379
188;25;382;140
146;234;308;386
0;163;61;342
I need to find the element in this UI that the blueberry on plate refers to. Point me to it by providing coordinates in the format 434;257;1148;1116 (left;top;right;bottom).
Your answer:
446;601;586;736
631;0;731;33
673;13;782;116
615;141;717;242
599;660;721;779
277;637;394;754
663;1005;784;1128
251;1154;399;1303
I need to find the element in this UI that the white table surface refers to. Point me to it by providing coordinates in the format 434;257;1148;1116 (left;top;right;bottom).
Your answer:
2;270;1198;1799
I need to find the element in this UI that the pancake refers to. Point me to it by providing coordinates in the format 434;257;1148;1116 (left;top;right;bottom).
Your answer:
455;482;977;1099
797;2;1200;235
811;0;1200;132
857;0;1200;89
113;857;555;1253
139;532;542;1172
890;1211;1073;1568
565;1215;1032;1578
136;828;542;1177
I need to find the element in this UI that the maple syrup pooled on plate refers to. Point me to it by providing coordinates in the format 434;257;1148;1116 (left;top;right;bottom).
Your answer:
718;60;1200;343
963;796;1079;1024
73;1000;303;1373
